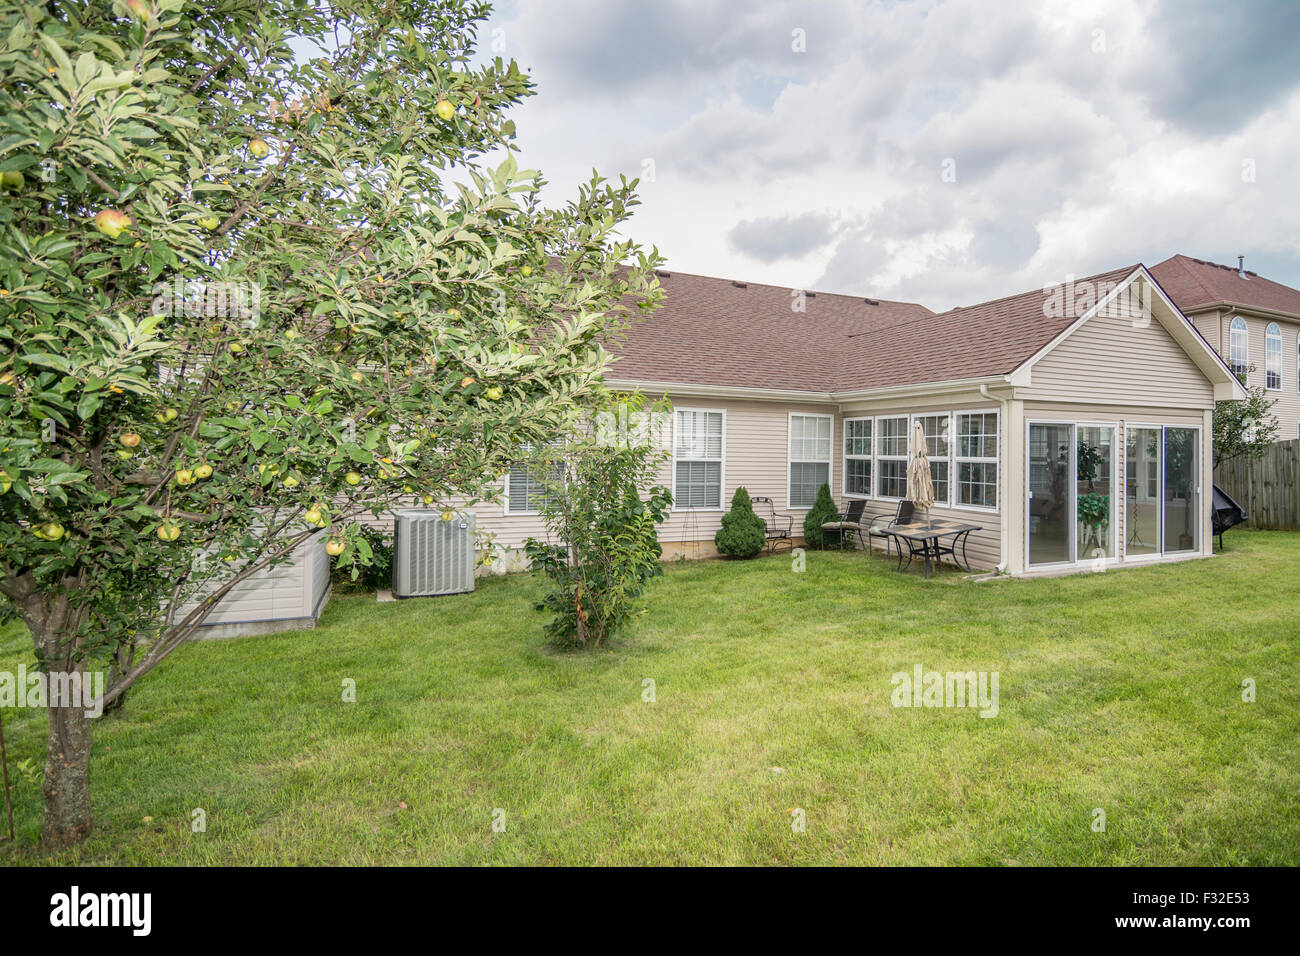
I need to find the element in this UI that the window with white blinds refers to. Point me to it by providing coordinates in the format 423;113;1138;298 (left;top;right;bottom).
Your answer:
505;453;564;514
788;414;832;508
674;410;724;508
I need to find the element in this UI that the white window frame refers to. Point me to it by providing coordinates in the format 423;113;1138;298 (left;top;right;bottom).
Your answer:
1228;316;1249;382
842;417;873;499
953;409;1000;513
910;411;953;508
672;408;726;511
873;415;910;500
503;448;564;515
787;412;833;510
1265;322;1282;390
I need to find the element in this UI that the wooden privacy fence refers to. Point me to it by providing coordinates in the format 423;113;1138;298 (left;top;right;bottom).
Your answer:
1214;439;1300;530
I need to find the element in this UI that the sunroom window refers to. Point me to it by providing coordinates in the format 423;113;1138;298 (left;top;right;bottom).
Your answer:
875;416;909;498
955;412;998;509
844;418;873;496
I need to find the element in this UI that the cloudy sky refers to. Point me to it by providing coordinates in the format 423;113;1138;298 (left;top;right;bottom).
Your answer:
475;0;1300;311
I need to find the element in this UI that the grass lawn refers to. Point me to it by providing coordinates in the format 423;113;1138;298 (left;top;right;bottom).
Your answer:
2;528;1298;866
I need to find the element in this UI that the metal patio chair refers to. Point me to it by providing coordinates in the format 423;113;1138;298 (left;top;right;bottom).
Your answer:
866;499;916;559
750;496;794;553
821;499;869;551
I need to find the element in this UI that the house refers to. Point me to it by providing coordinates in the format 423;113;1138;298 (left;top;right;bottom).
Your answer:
1150;255;1300;439
468;262;1245;577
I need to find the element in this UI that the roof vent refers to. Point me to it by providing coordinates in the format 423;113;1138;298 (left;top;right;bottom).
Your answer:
731;280;747;288
654;269;671;278
1237;255;1248;279
804;291;816;298
864;297;879;306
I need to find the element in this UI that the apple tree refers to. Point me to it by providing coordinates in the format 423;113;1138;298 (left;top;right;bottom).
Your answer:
0;0;661;846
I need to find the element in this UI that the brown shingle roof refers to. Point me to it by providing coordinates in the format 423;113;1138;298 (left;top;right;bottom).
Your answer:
1150;254;1300;318
607;264;1142;393
605;272;932;391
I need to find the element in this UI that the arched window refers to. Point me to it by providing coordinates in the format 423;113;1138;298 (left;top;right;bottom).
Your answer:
1229;317;1249;381
1265;322;1282;389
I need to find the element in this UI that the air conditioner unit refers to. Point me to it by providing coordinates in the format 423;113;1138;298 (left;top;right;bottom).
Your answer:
392;509;476;597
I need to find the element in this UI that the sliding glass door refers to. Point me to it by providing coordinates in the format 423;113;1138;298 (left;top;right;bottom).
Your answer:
1028;423;1072;566
1124;426;1201;557
1028;422;1118;567
1125;428;1162;556
1163;428;1200;553
1077;425;1116;562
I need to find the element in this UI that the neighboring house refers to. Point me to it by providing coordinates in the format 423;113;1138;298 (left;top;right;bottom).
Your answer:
1150;255;1300;439
460;262;1244;577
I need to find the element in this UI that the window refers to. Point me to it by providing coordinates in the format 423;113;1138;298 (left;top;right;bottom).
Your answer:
955;411;998;509
505;453;563;514
788;413;832;508
674;409;724;509
844;418;873;496
1265;322;1282;389
875;416;909;499
913;413;951;505
1229;317;1249;381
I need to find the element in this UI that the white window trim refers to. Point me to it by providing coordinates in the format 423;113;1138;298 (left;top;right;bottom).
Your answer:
842;416;873;500
1228;316;1249;382
1265;322;1282;391
873;414;910;501
911;411;954;509
953;408;1001;514
787;412;833;510
672;407;726;512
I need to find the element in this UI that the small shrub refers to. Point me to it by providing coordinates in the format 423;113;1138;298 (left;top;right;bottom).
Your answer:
524;396;673;648
331;526;393;591
802;483;839;549
715;486;767;558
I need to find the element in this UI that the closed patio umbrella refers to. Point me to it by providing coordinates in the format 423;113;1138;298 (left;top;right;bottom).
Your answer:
908;420;935;525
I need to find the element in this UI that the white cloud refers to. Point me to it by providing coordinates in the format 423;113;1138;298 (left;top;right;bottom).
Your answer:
476;0;1300;310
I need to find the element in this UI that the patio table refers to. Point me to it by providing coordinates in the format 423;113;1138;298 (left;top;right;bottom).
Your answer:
871;519;983;578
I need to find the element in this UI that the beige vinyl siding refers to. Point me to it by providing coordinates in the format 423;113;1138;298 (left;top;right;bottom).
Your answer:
657;397;840;549
837;392;1006;571
359;396;842;569
1203;307;1300;440
1020;303;1216;407
184;531;331;628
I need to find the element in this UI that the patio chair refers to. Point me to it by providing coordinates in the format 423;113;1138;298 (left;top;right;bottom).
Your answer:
821;499;869;551
750;496;794;553
866;500;916;559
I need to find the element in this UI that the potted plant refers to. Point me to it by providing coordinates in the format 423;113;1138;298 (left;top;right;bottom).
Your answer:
1076;439;1110;558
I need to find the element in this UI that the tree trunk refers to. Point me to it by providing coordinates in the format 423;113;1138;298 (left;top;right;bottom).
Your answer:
18;587;96;848
42;694;93;847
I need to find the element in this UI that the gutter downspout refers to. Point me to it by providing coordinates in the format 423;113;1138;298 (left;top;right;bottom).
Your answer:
980;383;1011;573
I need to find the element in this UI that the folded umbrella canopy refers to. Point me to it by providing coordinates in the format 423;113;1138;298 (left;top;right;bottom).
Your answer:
908;420;935;523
